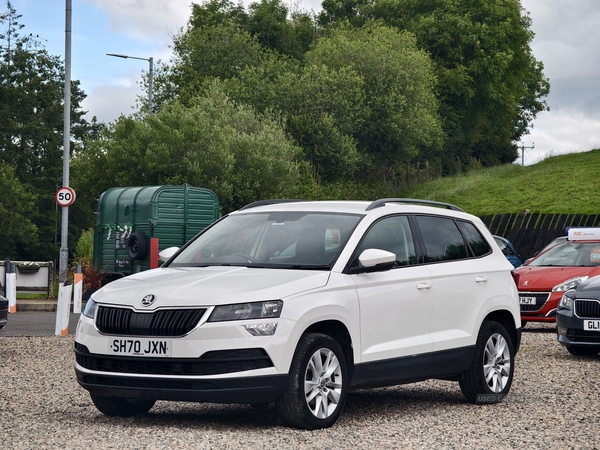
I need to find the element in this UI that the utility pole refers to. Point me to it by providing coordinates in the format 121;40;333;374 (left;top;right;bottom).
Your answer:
519;142;534;167
59;0;72;283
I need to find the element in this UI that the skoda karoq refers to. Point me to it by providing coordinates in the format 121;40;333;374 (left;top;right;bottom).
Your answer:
75;199;521;429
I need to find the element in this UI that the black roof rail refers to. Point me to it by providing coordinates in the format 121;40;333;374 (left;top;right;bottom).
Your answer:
238;199;305;211
366;198;464;212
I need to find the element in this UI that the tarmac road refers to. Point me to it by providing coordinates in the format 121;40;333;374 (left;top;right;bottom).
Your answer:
0;311;81;336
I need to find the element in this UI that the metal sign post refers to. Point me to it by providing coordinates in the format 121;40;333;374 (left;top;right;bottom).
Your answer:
59;0;72;284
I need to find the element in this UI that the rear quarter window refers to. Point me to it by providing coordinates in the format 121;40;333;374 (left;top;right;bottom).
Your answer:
457;221;492;257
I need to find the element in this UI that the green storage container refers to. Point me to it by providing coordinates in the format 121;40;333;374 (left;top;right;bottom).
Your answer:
93;185;220;279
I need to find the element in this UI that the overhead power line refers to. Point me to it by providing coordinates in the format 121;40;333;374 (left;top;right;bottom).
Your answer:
551;74;600;85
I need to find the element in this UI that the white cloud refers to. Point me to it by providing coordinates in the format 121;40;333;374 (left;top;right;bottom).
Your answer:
82;84;141;123
520;108;600;165
83;0;192;44
523;0;600;111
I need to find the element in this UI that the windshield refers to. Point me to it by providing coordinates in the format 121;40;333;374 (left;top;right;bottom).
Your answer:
168;212;363;269
529;242;600;267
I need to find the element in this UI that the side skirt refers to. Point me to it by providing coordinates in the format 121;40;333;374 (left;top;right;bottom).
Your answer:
350;345;476;390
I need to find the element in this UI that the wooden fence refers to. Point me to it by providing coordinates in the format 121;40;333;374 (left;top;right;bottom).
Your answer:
480;213;600;261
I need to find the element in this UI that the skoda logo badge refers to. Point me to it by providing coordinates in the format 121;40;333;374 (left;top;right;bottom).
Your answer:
141;294;157;307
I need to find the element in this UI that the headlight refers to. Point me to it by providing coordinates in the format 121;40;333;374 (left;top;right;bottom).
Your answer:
208;300;283;322
552;276;589;293
558;290;576;310
82;298;98;319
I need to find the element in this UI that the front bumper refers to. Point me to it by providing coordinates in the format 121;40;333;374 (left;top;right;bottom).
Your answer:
75;364;288;404
519;291;559;323
521;313;557;323
556;309;600;348
74;308;295;404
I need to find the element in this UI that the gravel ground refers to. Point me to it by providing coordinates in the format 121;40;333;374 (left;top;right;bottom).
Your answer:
1;323;599;450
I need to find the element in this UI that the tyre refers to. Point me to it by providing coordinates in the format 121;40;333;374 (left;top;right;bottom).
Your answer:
459;321;515;403
90;393;155;417
127;232;148;261
276;333;348;430
567;345;600;356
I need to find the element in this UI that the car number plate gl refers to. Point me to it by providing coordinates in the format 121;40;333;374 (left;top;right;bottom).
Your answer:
583;320;600;331
109;338;172;357
519;296;536;305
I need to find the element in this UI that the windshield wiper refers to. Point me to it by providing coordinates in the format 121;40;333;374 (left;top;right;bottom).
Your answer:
280;264;330;270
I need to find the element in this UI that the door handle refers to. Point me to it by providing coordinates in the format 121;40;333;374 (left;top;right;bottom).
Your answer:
417;282;432;290
475;276;488;283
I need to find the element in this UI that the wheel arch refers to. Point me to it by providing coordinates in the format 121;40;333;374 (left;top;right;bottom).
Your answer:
483;309;521;353
302;320;355;385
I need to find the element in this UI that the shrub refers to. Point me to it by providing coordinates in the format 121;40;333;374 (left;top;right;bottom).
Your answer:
74;228;94;264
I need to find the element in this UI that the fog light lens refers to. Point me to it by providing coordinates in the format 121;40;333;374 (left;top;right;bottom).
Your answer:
557;326;567;336
242;323;278;336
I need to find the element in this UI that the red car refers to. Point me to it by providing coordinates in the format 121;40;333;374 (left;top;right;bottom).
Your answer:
512;228;600;325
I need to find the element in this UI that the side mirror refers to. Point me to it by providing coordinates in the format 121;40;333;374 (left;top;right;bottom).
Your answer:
158;247;179;262
352;248;396;274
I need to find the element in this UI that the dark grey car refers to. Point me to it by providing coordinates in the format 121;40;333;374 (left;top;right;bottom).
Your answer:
0;295;8;329
557;276;600;356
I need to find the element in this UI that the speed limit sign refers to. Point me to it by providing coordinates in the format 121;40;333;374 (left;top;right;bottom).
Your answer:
56;187;76;207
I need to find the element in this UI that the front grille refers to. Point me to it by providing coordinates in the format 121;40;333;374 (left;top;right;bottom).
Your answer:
96;306;206;336
519;292;550;312
575;300;600;318
74;344;273;376
566;329;600;343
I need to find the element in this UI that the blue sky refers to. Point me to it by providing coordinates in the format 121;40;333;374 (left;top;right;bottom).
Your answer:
10;0;188;121
7;0;600;165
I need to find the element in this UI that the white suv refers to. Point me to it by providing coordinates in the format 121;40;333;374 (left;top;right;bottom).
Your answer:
75;198;521;429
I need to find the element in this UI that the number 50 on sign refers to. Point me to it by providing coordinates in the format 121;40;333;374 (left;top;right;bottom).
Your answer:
56;187;76;207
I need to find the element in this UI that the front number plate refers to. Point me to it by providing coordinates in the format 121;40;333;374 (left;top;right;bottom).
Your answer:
583;320;600;331
519;296;536;305
109;338;172;357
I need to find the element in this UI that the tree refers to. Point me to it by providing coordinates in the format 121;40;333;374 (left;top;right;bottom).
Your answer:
217;22;442;182
170;22;266;106
167;5;442;183
305;23;443;173
222;60;366;181
320;0;550;172
151;0;319;111
0;162;38;258
247;0;317;59
0;1;93;260
72;84;306;213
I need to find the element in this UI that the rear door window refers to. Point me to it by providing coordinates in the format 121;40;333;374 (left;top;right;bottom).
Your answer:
415;216;468;263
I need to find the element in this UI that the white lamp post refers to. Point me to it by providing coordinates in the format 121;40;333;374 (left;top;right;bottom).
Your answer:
107;53;154;112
